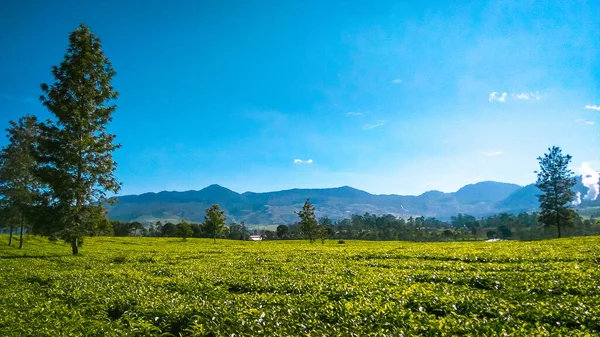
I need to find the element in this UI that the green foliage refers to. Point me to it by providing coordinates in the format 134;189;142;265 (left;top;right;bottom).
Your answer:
276;224;289;239
111;220;143;237
535;146;577;238
229;222;249;240
36;24;120;254
295;199;320;243
1;235;599;335
161;222;177;237
0;115;42;248
203;204;227;243
176;220;193;241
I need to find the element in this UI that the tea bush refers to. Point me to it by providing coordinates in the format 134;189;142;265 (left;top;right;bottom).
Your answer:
0;236;599;336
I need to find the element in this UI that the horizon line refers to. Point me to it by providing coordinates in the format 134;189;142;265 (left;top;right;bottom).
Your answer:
114;180;528;198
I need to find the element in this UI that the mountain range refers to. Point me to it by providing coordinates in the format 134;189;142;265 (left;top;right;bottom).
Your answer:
107;179;599;225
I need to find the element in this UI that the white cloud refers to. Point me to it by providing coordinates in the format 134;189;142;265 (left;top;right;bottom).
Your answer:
586;121;596;125
489;92;507;102
363;121;386;130
391;78;402;84
485;151;504;156
515;93;530;100
579;162;600;201
346;111;363;116
572;192;582;206
513;92;541;101
294;159;313;164
585;105;600;111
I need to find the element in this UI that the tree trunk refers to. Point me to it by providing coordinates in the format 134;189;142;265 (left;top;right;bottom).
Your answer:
71;237;79;255
553;186;561;238
8;227;13;246
19;213;24;249
213;233;216;244
556;208;561;239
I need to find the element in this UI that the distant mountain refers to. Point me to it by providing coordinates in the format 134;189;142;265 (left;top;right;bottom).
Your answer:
494;184;539;213
453;181;521;204
106;179;595;225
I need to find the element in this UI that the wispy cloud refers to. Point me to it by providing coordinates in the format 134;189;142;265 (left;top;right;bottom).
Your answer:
576;118;595;125
485;151;504;156
488;92;507;102
513;92;541;100
489;91;543;102
294;159;313;164
346;111;363;116
391;78;402;84
363;121;386;130
585;105;600;111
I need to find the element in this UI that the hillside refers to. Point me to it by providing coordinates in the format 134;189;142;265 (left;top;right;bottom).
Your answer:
106;180;571;224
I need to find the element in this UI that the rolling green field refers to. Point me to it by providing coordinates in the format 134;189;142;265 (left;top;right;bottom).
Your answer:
1;236;599;336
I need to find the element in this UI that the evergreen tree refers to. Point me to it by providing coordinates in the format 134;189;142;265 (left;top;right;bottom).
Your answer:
203;204;227;243
37;24;121;255
0;115;42;248
295;199;319;243
535;146;576;238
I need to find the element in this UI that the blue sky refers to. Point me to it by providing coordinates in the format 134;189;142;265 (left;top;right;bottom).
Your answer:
0;0;599;196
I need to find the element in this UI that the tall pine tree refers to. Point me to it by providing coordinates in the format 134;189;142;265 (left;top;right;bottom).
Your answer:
535;146;576;238
37;24;121;255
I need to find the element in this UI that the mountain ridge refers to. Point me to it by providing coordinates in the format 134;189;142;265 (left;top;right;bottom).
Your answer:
108;181;558;224
121;181;519;199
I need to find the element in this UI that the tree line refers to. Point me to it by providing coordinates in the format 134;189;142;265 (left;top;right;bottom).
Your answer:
81;202;600;243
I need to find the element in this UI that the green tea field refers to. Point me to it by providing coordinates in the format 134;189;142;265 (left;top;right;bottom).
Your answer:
1;236;599;336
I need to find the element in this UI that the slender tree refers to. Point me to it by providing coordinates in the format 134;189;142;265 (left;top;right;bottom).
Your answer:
0;115;42;248
37;24;121;255
296;199;319;243
203;204;227;243
535;146;577;238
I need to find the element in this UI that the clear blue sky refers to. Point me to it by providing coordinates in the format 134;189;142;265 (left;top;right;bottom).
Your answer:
0;0;599;196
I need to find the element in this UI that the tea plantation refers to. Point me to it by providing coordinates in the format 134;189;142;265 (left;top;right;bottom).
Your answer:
0;236;599;336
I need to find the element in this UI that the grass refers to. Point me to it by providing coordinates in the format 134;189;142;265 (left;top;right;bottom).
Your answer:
0;235;599;336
